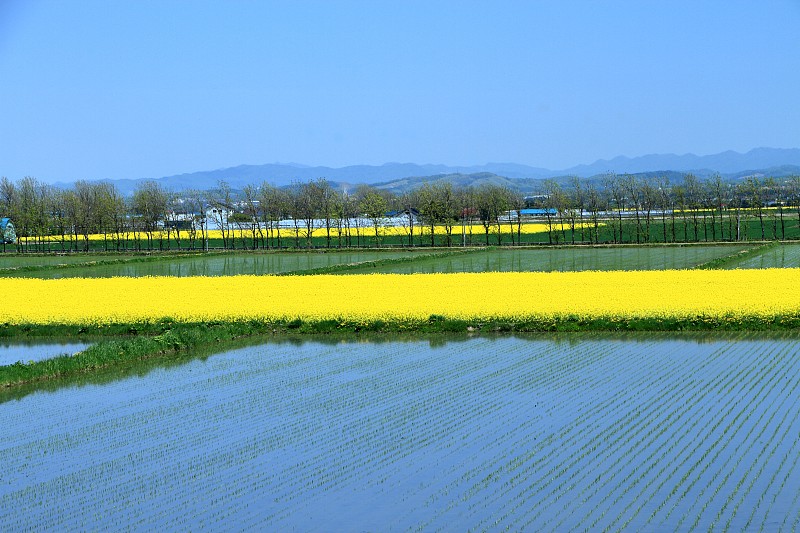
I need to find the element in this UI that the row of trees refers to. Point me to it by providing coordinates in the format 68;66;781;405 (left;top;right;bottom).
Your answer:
1;173;799;251
540;173;800;245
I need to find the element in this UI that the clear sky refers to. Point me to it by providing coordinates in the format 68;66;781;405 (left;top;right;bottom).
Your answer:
1;0;798;182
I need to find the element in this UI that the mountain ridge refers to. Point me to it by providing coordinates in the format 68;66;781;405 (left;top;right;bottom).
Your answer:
49;147;800;195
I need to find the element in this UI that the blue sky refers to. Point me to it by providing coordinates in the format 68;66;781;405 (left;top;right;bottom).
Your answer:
0;0;798;182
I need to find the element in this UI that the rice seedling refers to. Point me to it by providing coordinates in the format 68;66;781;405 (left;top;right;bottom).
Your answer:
4;335;800;530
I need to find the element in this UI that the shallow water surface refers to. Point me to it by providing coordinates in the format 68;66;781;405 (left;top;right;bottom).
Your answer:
344;245;751;273
1;250;418;278
0;340;91;366
725;243;800;269
2;333;800;531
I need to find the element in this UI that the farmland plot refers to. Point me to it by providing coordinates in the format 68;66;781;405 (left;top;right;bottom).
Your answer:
2;334;800;531
0;250;423;279
725;244;800;270
0;254;121;269
342;245;752;274
7;269;800;326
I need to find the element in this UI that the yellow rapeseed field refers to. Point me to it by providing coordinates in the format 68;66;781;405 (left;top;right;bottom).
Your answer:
6;269;800;325
37;222;598;242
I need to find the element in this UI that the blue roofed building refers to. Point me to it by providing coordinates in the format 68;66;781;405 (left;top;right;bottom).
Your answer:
501;208;558;221
519;208;557;217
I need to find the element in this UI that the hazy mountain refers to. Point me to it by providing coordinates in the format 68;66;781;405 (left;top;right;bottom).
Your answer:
95;162;555;195
372;172;549;194
727;165;800;180
51;147;800;195
152;161;555;189
372;165;800;195
563;147;800;177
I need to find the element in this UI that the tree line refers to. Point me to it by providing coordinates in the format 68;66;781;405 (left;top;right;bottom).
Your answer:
1;173;799;252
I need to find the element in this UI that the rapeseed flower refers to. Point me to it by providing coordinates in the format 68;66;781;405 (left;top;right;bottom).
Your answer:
35;222;597;242
4;269;800;325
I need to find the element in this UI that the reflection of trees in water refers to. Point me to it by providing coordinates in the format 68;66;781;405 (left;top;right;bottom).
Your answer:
4;330;795;404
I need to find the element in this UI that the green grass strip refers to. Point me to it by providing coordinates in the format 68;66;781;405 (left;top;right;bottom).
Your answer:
0;251;211;276
3;313;800;390
277;247;484;275
693;241;779;270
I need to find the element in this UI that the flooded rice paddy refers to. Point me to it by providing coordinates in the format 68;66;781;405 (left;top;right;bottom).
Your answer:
2;334;800;531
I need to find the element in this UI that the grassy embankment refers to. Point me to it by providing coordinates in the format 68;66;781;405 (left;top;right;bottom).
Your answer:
0;251;206;276
692;241;779;269
4;311;800;390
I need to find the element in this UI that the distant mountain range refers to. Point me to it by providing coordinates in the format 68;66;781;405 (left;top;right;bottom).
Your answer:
564;147;800;176
59;147;800;195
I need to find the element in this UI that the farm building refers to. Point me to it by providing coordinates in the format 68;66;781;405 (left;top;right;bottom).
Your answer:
520;208;558;217
0;218;16;244
500;208;557;221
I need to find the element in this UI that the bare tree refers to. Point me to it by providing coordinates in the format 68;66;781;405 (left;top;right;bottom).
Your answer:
241;184;264;249
506;189;524;246
708;174;726;242
683;174;703;241
397;191;417;247
569;176;586;244
313;179;336;248
132;181;169;251
585;182;603;244
259;183;289;249
93;181;125;251
744;177;765;240
542;180;568;244
640;180;658;243
439;183;460;247
656;176;672;243
106;184;127;251
623;175;644;244
207;181;234;249
603;174;626;244
183;189;208;250
358;186;389;247
764;177;784;240
474;184;508;245
457;186;477;246
790;175;800;237
416;183;441;247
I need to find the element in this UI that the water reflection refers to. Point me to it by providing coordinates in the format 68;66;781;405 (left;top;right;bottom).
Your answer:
2;330;798;404
728;244;800;269
2;251;420;278
342;245;750;274
0;340;92;366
